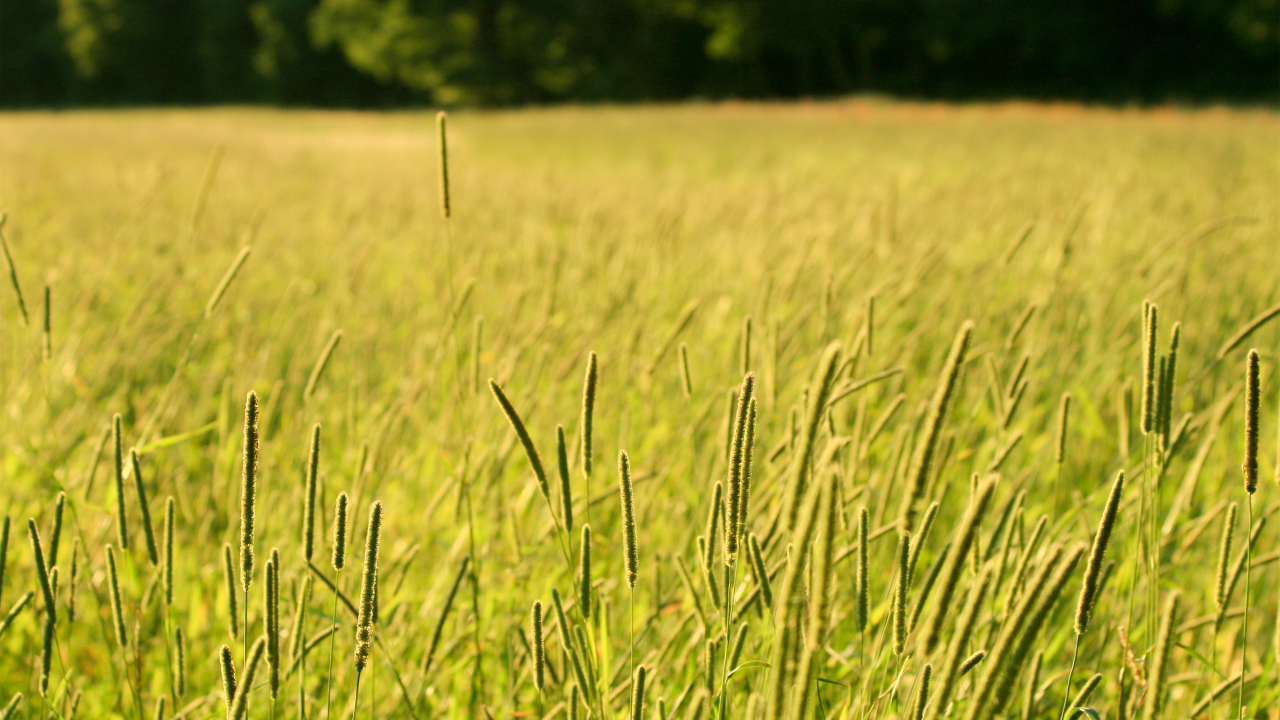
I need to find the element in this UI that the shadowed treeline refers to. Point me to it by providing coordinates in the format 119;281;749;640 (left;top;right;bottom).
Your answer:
2;0;1278;107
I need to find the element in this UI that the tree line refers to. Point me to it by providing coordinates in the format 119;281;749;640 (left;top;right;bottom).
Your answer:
2;0;1276;107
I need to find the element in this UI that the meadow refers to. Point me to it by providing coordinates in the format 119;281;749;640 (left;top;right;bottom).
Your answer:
0;102;1277;720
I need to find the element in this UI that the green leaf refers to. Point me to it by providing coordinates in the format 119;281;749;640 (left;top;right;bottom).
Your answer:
1176;643;1225;679
726;661;769;679
136;421;218;454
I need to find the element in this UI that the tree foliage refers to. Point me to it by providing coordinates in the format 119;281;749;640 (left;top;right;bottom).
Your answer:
2;0;1276;106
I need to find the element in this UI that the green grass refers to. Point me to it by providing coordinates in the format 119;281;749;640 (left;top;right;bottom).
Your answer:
0;101;1277;720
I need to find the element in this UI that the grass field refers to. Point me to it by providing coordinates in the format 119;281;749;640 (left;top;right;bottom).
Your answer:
0;102;1278;720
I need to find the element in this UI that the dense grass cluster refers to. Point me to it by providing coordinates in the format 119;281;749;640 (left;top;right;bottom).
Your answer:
0;103;1277;720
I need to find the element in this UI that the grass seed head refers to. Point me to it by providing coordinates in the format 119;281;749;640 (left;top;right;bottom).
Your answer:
174;625;186;696
1069;673;1103;714
579;524;592;617
1055;393;1072;463
229;637;265;720
26;520;56;625
266;549;281;697
892;531;911;656
1244;348;1260;492
67;537;80;622
1006;514;1049;611
0;591;33;638
780;341;843;532
910;663;932;720
1216;502;1238;611
1022;650;1043;720
1160;322;1181;439
704;482;722;567
163;496;175;605
725;372;755;561
678;343;693;399
0;516;7;609
919;474;995;655
332;491;349;571
39;615;53;692
240;390;259;589
958;651;986;677
618;450;638;588
303;330;343;402
1075;470;1123;634
748;533;772;609
729;621;749;668
289;576;313;660
866;295;875;355
490;379;550;500
531;599;545;692
436;111;450;218
222;543;238;638
48;492;64;570
900;321;973;530
303;423;321;561
631;665;647;720
105;545;126;647
1142;303;1158;434
855;506;869;633
908;501;940;584
205;246;251;318
558;426;574;533
112;414;129;549
471;316;483;394
581;351;598;479
354;500;383;672
130;449;159;565
924;565;992;720
1142;591;1181;720
219;644;236;709
422;555;470;675
740;398;757;530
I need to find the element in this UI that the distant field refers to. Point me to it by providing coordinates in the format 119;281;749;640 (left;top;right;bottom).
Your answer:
0;103;1278;720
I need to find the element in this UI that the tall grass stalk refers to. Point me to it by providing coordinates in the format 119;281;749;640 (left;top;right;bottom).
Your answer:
352;501;383;720
326;492;348;720
1059;470;1123;720
1238;348;1260;719
900;321;973;531
762;463;826;720
1052;393;1071;512
779;341;842;533
421;555;469;677
230;638;266;720
532;599;545;714
962;542;1084;720
618;450;638;707
919;475;996;655
0;213;28;325
129;450;159;565
558;427;574;534
303;331;343;403
0;516;7;611
240;390;260;672
581;351;598;529
1141;592;1180;720
113;414;129;550
490;379;573;567
923;566;992;720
